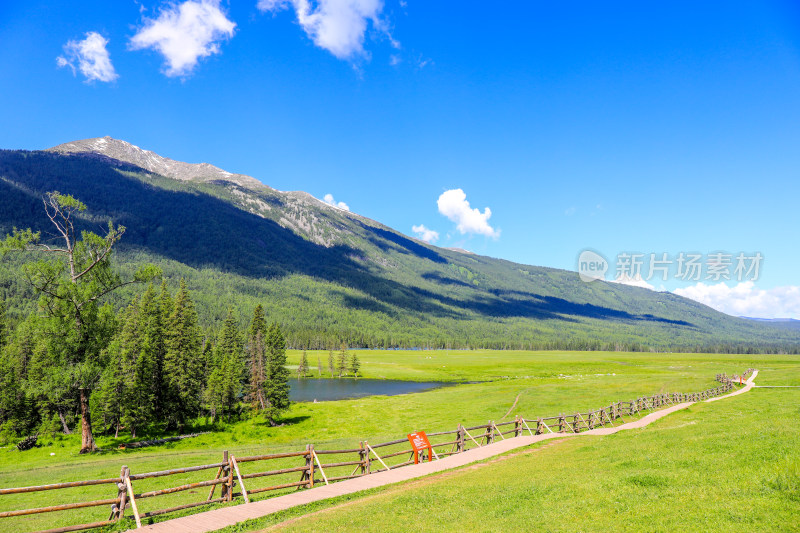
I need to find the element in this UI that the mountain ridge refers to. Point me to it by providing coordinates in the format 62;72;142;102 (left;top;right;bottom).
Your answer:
2;139;798;351
46;136;377;248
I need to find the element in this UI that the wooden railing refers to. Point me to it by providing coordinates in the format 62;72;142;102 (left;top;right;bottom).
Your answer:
0;371;750;533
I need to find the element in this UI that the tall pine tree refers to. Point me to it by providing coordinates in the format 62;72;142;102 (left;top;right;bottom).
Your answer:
205;309;244;421
336;344;348;377
264;322;290;426
92;296;141;437
298;351;309;378
246;305;268;411
163;279;203;429
122;288;158;438
349;351;361;378
0;315;43;439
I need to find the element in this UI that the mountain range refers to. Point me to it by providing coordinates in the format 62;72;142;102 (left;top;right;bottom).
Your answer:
1;137;798;351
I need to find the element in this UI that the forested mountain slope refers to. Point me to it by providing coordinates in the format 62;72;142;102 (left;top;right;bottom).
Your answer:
1;139;797;351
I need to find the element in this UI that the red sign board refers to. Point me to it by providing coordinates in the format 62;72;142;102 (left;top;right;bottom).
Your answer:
407;431;433;464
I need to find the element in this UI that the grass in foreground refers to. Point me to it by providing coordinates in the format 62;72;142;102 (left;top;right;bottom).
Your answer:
221;384;800;532
0;351;795;532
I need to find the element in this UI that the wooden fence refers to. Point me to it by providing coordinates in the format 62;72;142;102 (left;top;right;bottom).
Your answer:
0;370;752;533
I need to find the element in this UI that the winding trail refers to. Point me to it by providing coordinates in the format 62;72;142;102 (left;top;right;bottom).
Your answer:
500;388;530;420
136;371;758;533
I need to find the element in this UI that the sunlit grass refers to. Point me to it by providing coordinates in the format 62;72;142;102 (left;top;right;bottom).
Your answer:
0;351;795;532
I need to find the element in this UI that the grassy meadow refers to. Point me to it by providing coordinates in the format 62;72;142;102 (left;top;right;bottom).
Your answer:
0;350;796;532
231;374;800;532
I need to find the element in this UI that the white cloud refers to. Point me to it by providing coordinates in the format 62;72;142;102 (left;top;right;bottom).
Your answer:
612;274;655;291
130;0;236;77
674;281;800;319
56;32;118;83
323;193;349;211
565;206;576;216
437;189;499;238
412;224;439;244
257;0;393;60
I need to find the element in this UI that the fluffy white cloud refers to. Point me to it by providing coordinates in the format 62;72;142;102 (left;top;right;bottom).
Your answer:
258;0;392;60
437;189;499;238
56;32;118;83
130;0;235;77
674;281;800;319
412;224;439;244
323;193;349;211
612;274;655;290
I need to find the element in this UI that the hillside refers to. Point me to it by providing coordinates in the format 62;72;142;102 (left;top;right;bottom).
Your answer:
1;138;798;351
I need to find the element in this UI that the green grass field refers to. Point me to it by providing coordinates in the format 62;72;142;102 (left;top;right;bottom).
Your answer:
236;384;800;532
0;350;796;532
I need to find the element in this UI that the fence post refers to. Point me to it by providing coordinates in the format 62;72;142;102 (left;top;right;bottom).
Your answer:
486;422;494;445
220;451;229;500
228;452;235;502
308;444;316;486
457;424;465;452
358;442;367;476
113;465;128;522
514;416;522;437
123;466;141;529
558;415;566;433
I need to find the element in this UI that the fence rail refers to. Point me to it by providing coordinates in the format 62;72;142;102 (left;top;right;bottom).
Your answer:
0;369;754;532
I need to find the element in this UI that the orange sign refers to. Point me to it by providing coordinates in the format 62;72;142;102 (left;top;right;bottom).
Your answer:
407;431;433;464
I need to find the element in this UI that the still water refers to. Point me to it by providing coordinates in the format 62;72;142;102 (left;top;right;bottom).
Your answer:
288;378;454;402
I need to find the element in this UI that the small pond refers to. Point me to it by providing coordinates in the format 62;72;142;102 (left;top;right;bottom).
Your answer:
289;378;455;402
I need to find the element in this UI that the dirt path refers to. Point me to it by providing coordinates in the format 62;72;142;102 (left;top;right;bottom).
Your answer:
261;438;567;532
500;388;530;420
135;374;757;533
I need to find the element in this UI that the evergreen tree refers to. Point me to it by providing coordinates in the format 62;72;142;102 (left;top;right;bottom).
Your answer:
205;309;244;420
140;284;168;420
163;279;203;429
349;351;361;378
246;305;268;411
328;350;335;378
122;288;158;438
159;280;173;324
25;302;118;438
264;322;290;425
316;354;322;377
298;350;308;378
0;315;42;439
336;344;348;377
92;297;141;437
92;339;125;437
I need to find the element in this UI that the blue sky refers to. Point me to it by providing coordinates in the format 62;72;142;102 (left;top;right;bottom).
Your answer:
1;1;799;318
